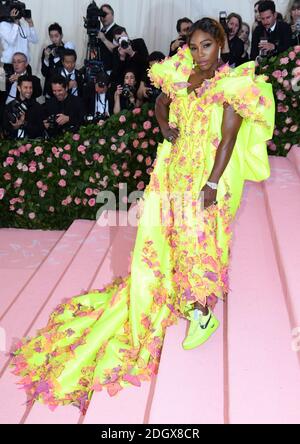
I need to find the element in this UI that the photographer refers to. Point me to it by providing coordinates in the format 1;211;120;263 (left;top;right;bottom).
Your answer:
53;49;84;98
286;0;300;46
111;27;149;90
0;2;38;69
5;52;42;104
3;74;44;139
113;70;140;115
169;18;193;57
83;71;113;123
251;1;292;61
43;75;84;138
220;13;244;67
41;22;75;98
137;51;165;105
96;4;120;74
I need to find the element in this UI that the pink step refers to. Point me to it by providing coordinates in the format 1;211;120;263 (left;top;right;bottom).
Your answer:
263;157;300;334
149;304;225;424
20;217;120;424
0;230;63;317
0;221;96;424
228;181;300;424
288;147;300;178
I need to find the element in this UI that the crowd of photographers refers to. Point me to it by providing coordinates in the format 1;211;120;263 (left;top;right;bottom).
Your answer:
0;0;299;141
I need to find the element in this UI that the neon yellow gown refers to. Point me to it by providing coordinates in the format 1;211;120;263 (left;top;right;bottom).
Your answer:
10;46;275;413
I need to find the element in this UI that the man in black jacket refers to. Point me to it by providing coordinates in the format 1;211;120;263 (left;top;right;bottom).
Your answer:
97;4;120;73
4;52;42;104
41;22;75;98
110;27;149;90
83;71;114;121
3;75;44;139
250;0;292;60
51;49;84;98
43;75;84;138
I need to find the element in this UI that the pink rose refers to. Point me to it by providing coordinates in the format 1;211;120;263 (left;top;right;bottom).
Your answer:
111;144;117;151
78;145;86;153
6;157;14;166
133;140;139;148
98;139;106;145
0;188;5;200
143;121;152;131
132;107;141;115
98;155;104;164
111;163;118;171
29;166;37;173
284;143;291;150
290;125;298;132
4;173;11;180
276;90;286;101
134;170;142;179
118;129;125;137
280;57;289;65
62;154;71;161
74;198;81;205
145;156;152;166
153;127;160;134
138;131;146;139
289;51;296;60
148;110;154;117
49;207;55;213
29;212;36;220
36;181;43;189
58;179;67;187
141;141;149;149
85;188;93;196
64;144;71;151
119;115;126;123
72;134;80;141
123;171;131;177
60;169;67;176
113;170;120;177
272;70;282;79
137;155;144;163
34;146;43;156
132;123;137;130
88;198;96;207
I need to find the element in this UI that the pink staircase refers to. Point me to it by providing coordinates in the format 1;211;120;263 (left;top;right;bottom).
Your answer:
1;150;300;424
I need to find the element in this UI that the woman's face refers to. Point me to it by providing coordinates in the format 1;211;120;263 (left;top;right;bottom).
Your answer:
291;5;300;23
124;72;136;86
189;29;220;72
239;24;250;43
254;4;261;22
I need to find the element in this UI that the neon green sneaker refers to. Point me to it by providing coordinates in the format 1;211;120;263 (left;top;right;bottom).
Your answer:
182;308;220;350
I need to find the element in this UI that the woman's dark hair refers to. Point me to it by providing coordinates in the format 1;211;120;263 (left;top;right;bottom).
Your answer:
48;22;63;35
227;12;243;33
254;1;264;8
112;26;127;39
187;18;226;47
176;17;193;33
258;1;276;14
50;75;68;88
123;70;137;81
148;51;165;63
62;49;77;62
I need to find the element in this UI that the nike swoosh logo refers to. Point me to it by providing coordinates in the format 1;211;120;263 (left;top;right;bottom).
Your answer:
200;314;212;329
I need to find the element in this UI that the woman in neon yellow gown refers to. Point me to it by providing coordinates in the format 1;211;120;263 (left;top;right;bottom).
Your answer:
10;19;275;413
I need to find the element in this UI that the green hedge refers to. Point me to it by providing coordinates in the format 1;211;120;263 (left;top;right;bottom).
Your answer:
0;104;162;230
257;45;300;156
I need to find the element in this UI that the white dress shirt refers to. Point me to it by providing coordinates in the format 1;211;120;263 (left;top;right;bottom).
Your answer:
61;68;78;96
95;93;109;115
0;21;38;63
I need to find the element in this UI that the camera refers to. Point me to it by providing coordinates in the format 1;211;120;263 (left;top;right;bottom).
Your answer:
84;0;106;36
219;11;228;33
81;60;105;83
296;18;300;33
122;84;135;99
84;112;108;125
7;99;27;124
119;36;131;50
46;114;58;129
146;85;161;102
0;0;31;21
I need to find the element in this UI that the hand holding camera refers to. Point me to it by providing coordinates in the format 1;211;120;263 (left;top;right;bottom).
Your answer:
11;111;25;129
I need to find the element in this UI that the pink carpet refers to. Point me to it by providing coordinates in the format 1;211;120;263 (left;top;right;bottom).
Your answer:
1;148;300;424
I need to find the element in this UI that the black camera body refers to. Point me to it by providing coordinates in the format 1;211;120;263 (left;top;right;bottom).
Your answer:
122;84;135;99
146;85;161;103
47;114;58;129
84;112;108;125
82;60;105;84
84;0;106;36
0;0;31;21
7;99;28;124
119;36;131;50
47;44;66;59
219;11;228;34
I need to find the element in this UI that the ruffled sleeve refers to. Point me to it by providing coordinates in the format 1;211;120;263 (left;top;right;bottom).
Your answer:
148;46;193;99
204;62;275;182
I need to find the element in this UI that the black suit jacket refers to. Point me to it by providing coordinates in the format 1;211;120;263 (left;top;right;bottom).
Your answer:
41;45;65;96
43;94;84;137
5;68;42;103
83;82;114;116
3;98;44;139
251;21;293;60
46;68;85;98
97;23;120;72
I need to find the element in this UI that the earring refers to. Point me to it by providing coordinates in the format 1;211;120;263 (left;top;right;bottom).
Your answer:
218;47;222;59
